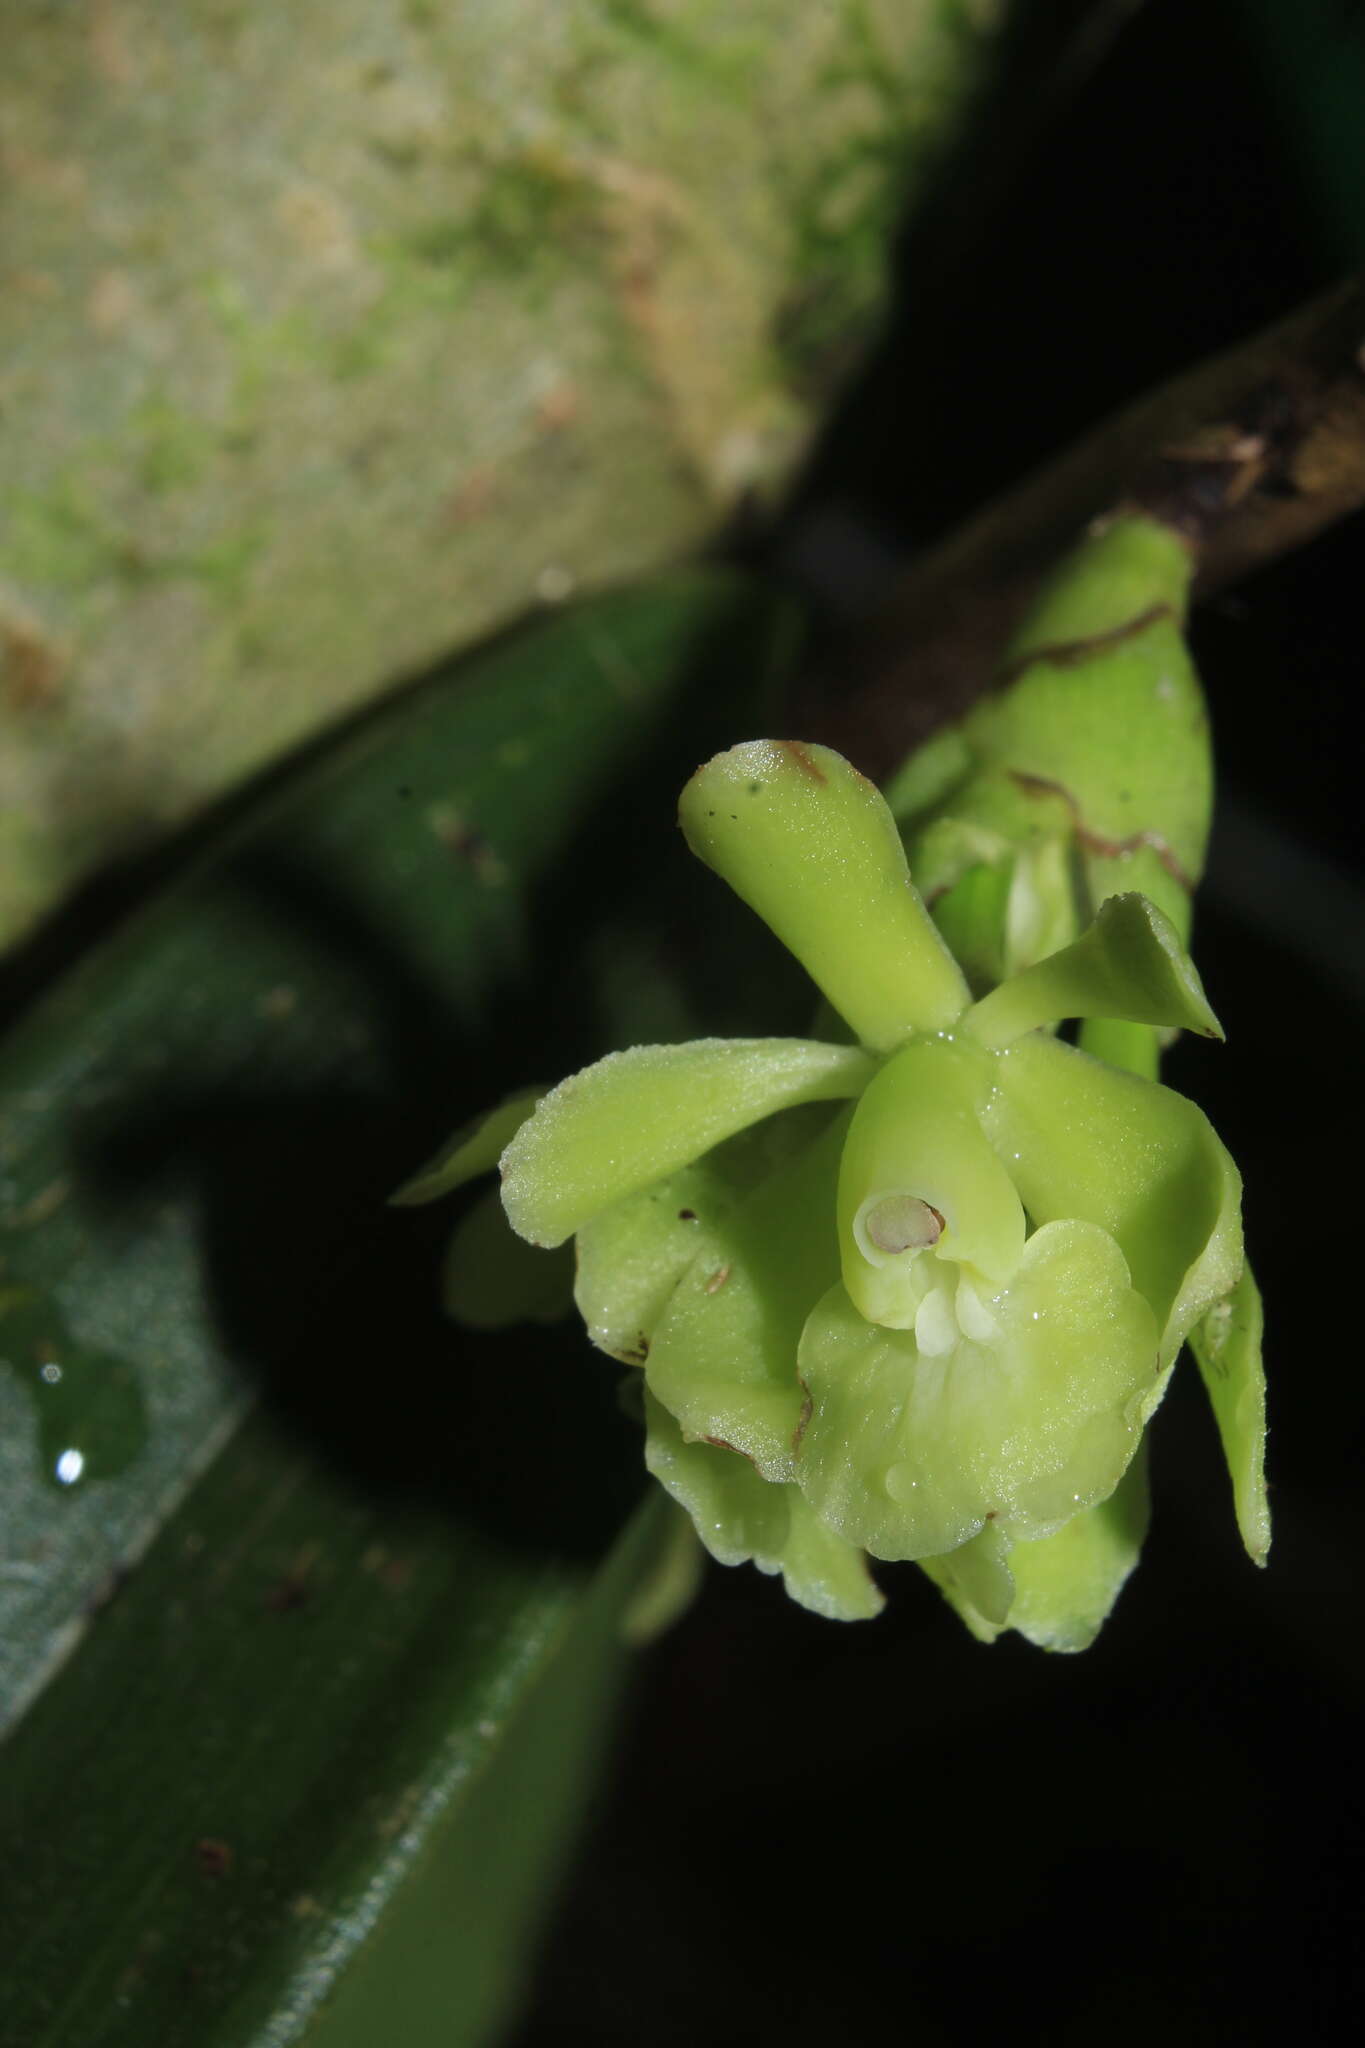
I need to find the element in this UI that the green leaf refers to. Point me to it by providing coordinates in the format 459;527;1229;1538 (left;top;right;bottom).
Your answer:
643;1390;883;1623
679;740;969;1048
1188;1263;1271;1566
796;1217;1157;1560
500;1036;873;1248
0;570;794;2046
963;892;1223;1049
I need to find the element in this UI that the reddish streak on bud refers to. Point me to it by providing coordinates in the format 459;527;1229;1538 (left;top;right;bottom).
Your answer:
779;741;827;783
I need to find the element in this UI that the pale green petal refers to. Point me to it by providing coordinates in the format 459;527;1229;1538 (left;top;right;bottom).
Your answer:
918;1521;1016;1636
1005;834;1083;974
391;1088;542;1205
1006;1445;1150;1650
501;1036;873;1247
921;1449;1149;1650
1076;1016;1159;1080
679;740;969;1049
963;892;1222;1050
990;512;1211;903
644;1390;883;1622
573;1108;828;1365
797;1221;1157;1560
837;1038;1025;1325
1084;841;1195;945
442;1185;575;1329
983;1033;1243;1370
926;857;1014;997
1004;514;1193;656
574;1149;747;1366
906;813;1015;917
883;725;974;825
644;1109;849;1480
1189;1262;1271;1565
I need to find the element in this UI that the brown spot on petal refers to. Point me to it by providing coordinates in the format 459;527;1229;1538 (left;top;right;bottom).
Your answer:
779;741;827;783
703;1434;757;1466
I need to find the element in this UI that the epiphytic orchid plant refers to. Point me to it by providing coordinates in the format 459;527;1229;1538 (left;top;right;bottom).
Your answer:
398;515;1268;1650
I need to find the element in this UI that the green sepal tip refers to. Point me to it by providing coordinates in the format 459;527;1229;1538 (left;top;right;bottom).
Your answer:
679;740;968;1049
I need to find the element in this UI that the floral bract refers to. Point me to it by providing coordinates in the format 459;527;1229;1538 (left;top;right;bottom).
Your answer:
400;726;1268;1650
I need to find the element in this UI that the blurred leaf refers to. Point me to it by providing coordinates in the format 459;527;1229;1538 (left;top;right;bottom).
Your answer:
0;571;795;2045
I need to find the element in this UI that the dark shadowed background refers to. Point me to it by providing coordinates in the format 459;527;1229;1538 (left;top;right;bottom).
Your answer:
511;2;1364;2039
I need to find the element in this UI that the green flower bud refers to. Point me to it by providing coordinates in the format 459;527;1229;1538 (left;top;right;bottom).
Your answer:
891;514;1212;1005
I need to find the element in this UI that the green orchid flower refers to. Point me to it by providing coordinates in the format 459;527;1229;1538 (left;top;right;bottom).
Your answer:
398;723;1267;1649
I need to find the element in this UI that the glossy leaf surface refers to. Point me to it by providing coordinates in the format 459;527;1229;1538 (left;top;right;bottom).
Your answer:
0;571;792;2046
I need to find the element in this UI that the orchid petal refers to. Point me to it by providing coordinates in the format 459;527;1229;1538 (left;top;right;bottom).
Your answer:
1189;1262;1271;1565
1011;1449;1152;1652
918;1521;1016;1633
983;1033;1243;1370
501;1037;873;1247
391;1088;542;1205
679;740;969;1049
644;1109;849;1480
644;1390;883;1622
963;892;1223;1050
1076;1016;1160;1080
573;1106;829;1368
927;856;1014;996
920;1447;1150;1649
